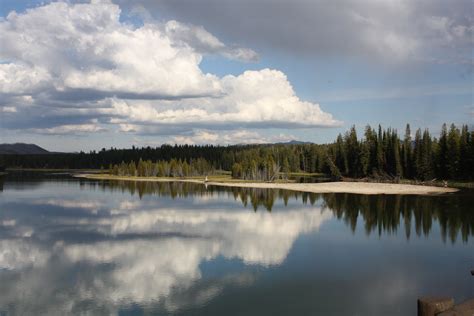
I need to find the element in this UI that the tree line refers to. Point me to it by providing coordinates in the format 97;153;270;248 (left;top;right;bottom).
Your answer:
109;158;213;177
230;123;474;181
1;123;473;181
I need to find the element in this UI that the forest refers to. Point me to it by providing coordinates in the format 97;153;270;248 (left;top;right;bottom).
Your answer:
1;123;473;181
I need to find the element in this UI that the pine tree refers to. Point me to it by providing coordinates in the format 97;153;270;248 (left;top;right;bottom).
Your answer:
364;125;377;176
345;126;361;177
393;132;402;177
282;157;290;180
420;129;433;180
459;125;469;179
335;134;348;175
413;129;422;179
446;124;460;179
376;125;385;174
402;124;412;178
437;123;448;179
360;142;370;177
469;130;474;179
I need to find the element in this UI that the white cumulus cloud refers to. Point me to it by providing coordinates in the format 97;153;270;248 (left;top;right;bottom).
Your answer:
0;0;340;142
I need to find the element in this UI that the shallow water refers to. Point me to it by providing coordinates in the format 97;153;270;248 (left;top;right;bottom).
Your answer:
0;172;473;315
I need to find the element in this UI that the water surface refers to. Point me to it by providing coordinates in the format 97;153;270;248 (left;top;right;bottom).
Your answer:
0;172;473;315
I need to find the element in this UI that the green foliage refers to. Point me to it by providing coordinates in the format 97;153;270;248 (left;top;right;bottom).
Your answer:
436;123;448;178
2;123;472;181
446;124;461;178
402;124;412;178
326;154;342;180
109;157;213;177
282;157;290;180
231;163;243;178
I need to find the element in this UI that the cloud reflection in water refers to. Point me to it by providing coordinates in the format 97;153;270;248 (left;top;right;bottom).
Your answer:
0;188;331;314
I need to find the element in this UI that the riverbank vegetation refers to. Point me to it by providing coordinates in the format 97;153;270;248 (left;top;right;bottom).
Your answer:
2;123;473;182
108;157;213;177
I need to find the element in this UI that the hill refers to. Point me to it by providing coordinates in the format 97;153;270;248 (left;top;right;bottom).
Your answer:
275;140;313;145
0;143;50;154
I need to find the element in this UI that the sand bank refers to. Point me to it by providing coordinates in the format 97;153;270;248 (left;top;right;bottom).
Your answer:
75;174;458;195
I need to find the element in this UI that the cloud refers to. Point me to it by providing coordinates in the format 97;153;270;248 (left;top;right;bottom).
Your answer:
35;199;104;213
0;1;339;141
31;123;107;135
171;129;295;145
0;239;49;270
164;20;259;62
0;195;332;314
124;0;473;65
1;106;17;113
103;69;340;130
0;63;52;95
0;1;221;98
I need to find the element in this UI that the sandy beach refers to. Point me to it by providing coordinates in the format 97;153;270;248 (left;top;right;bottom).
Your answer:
75;174;458;195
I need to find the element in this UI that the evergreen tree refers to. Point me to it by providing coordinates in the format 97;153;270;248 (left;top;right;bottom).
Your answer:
469;130;474;179
419;129;434;180
459;125;469;177
344;126;361;177
335;134;348;175
376;125;385;174
282;157;290;180
402;124;412;178
437;123;448;179
363;125;377;176
413;129;423;179
446;124;461;179
392;131;402;177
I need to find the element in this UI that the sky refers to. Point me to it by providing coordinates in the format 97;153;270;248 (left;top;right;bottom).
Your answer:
0;0;472;152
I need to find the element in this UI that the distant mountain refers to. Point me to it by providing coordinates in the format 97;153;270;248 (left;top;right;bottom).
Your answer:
0;143;50;154
275;140;313;145
235;140;313;146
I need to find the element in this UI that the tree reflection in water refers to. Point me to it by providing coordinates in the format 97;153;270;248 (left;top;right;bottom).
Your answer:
82;179;474;244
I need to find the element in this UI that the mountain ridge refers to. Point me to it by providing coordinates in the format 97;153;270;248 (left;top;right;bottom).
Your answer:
0;143;50;154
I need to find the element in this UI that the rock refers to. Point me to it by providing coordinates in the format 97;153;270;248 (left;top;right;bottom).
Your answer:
418;297;454;316
438;298;474;316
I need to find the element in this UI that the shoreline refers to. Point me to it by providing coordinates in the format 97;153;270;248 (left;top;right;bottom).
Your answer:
74;174;459;195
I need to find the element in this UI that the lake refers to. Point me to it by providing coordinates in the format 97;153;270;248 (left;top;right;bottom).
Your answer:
0;172;473;315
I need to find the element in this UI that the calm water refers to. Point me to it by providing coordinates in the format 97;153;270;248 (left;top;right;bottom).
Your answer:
0;172;473;315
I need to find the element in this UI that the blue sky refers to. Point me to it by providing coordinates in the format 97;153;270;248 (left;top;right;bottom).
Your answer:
0;0;472;151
